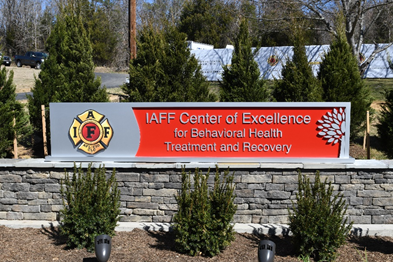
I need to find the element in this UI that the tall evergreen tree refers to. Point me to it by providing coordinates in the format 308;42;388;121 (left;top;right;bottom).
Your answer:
0;65;32;158
28;10;108;151
239;1;260;47
318;31;372;139
122;25;216;102
78;0;118;66
219;18;268;102
178;0;235;48
273;31;323;102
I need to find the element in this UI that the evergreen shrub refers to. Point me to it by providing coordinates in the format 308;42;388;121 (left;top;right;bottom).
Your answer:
173;167;237;257
288;171;353;261
318;29;372;139
220;18;269;102
273;32;322;102
0;65;32;157
377;89;393;158
28;11;108;153
123;25;216;102
60;164;120;252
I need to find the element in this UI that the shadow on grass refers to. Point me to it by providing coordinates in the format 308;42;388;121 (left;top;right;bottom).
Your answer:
351;134;388;159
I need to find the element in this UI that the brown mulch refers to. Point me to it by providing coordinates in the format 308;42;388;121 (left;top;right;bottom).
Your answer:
1;225;393;261
350;143;368;159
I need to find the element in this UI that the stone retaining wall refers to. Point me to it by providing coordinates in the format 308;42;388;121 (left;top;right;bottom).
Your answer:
1;159;393;224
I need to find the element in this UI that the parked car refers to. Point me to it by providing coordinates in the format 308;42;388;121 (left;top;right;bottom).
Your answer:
36;52;49;59
14;51;46;69
2;56;11;66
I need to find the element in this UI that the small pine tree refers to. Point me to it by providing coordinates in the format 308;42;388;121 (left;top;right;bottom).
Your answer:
122;25;216;102
60;164;120;252
289;171;352;261
0;65;32;157
28;9;108;151
174;167;237;257
318;25;372;139
377;89;393;158
220;18;268;102
273;32;323;102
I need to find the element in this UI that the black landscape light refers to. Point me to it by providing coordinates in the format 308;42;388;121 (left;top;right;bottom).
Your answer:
258;239;275;262
95;234;112;262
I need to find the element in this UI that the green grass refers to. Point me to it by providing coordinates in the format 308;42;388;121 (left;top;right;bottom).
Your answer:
106;87;127;102
107;87;125;95
365;78;393;101
209;82;220;101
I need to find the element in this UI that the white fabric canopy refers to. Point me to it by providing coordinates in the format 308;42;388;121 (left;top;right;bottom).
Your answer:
191;44;393;81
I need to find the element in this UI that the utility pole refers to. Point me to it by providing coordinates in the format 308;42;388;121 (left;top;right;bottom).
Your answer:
129;0;136;60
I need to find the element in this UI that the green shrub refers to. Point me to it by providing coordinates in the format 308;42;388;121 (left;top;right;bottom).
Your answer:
28;12;108;153
173;167;237;257
377;89;393;158
122;24;216;102
60;164;120;252
288;171;353;261
220;18;269;102
318;28;372;140
273;31;322;102
0;64;32;158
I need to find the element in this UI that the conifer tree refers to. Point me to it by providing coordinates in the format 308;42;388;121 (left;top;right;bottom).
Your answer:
273;30;323;102
28;8;108;149
0;65;32;157
318;27;372;139
377;89;393;158
219;18;268;102
122;25;216;102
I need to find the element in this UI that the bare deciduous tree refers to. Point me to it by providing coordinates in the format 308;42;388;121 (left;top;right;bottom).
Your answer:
0;0;53;55
138;0;188;30
292;0;393;73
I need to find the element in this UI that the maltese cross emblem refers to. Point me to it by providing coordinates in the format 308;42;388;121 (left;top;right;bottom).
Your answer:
69;110;113;154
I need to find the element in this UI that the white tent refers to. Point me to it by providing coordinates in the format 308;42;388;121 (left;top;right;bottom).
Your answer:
191;44;393;81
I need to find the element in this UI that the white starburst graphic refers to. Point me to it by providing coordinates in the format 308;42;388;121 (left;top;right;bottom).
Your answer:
317;108;347;156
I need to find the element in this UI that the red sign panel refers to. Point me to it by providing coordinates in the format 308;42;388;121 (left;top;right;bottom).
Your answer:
132;106;349;159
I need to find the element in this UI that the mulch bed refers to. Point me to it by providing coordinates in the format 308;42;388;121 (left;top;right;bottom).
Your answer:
1;225;393;261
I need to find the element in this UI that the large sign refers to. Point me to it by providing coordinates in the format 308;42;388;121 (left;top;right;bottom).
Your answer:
47;102;353;163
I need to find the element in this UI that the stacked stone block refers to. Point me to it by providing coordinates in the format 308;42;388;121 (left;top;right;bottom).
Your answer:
0;170;62;221
1;167;393;224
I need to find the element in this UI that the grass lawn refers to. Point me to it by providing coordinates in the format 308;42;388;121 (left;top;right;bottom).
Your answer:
366;78;393;101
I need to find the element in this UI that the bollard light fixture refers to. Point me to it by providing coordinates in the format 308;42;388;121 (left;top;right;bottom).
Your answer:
95;234;112;262
258;239;275;262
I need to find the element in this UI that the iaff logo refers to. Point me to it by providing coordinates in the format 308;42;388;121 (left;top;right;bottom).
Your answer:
69;110;113;154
